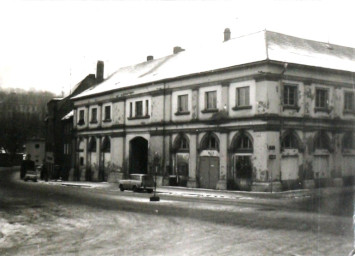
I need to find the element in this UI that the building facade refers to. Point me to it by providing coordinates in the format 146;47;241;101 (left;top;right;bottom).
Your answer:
45;63;102;180
71;30;355;191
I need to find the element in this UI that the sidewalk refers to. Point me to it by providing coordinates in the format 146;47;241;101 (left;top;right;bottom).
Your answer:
42;179;355;200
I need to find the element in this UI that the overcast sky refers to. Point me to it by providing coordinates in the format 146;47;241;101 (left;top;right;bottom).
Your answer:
1;0;355;96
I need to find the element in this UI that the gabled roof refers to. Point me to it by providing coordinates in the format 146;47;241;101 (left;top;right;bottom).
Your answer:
73;30;355;100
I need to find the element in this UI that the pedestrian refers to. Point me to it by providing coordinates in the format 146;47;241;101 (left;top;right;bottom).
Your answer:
20;154;35;179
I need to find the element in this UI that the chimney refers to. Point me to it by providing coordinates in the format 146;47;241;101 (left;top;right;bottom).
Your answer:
147;55;154;61
224;28;231;42
173;46;185;54
96;60;104;83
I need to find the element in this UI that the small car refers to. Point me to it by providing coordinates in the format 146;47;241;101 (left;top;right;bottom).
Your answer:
118;174;154;193
24;167;38;182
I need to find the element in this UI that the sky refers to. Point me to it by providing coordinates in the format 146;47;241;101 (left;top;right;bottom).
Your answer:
1;0;355;96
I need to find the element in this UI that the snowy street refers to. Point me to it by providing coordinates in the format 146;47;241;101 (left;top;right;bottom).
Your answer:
0;168;353;256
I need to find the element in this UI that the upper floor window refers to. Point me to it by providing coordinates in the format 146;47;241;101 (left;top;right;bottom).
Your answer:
283;85;297;107
236;87;250;107
205;91;217;110
178;94;189;112
91;108;97;123
315;88;328;109
135;101;143;117
78;109;85;125
104;106;111;121
128;99;150;119
344;91;355;113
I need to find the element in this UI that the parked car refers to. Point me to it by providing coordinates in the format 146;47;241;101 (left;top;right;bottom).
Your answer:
118;174;154;193
24;166;39;182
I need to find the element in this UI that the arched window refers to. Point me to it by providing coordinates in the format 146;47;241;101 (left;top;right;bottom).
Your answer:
172;134;190;152
343;132;355;150
201;133;219;151
102;136;111;153
314;131;331;152
281;133;299;150
230;131;253;153
88;137;97;152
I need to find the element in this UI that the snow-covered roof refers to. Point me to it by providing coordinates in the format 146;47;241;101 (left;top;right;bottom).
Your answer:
61;110;73;120
73;30;355;99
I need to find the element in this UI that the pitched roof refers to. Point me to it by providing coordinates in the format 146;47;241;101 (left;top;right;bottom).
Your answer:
73;30;355;99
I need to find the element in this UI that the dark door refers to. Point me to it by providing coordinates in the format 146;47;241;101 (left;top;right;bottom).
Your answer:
199;156;219;189
129;137;148;174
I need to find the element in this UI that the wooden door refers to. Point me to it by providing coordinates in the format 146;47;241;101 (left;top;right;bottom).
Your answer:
199;156;219;189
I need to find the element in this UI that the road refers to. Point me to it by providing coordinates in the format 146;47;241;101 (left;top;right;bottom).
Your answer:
0;168;353;256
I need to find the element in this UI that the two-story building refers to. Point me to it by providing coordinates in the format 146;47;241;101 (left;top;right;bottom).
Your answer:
71;29;355;191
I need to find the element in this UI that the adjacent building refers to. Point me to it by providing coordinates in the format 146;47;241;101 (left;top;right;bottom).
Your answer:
45;65;101;179
70;29;355;191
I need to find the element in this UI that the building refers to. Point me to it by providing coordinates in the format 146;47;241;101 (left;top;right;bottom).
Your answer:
70;29;355;191
45;64;101;180
25;138;45;166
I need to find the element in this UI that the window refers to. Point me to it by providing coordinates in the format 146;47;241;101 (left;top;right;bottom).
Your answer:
344;91;355;112
129;102;133;118
205;91;217;110
88;138;96;152
145;100;149;116
178;94;188;112
91;108;97;123
283;85;297;106
281;133;298;149
314;131;330;150
104;106;111;121
236;87;250;107
315;89;328;109
80;157;84;166
135;101;143;117
343;133;354;150
35;144;40;149
201;133;219;151
102;137;111;153
78;110;85;125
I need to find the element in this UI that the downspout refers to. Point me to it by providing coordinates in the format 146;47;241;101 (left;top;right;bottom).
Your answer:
162;82;166;179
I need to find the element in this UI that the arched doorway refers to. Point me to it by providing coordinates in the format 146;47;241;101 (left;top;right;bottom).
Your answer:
230;131;253;191
129;137;148;174
313;131;332;186
172;134;189;186
99;136;111;181
199;132;220;189
280;130;302;189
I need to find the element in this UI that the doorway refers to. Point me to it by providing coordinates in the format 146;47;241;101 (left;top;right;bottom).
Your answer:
129;137;148;174
199;156;219;189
